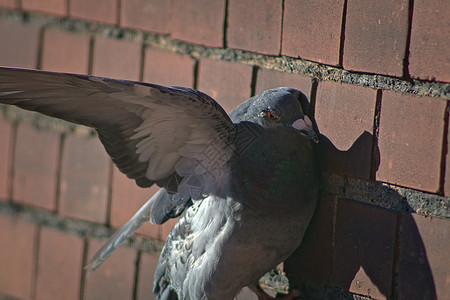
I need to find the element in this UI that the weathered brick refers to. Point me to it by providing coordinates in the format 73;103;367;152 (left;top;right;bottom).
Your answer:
397;214;449;299
22;0;67;16
70;0;117;24
315;81;377;179
377;91;446;193
198;58;253;112
42;28;90;74
84;238;137;300
59;135;110;223
111;166;160;239
172;0;226;47
143;49;195;87
92;36;141;80
409;0;450;82
35;227;84;300
136;252;159;300
282;0;344;66
255;68;312;96
0;20;40;68
332;199;397;299
121;0;171;34
0;0;17;9
343;0;409;76
0;117;13;200
228;0;282;55
13;123;59;210
285;193;335;285
0;215;37;299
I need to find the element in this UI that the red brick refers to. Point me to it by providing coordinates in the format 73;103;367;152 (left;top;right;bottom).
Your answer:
143;49;195;87
228;0;282;55
315;81;377;179
198;58;253;112
121;0;171;34
284;193;334;285
0;214;37;299
35;227;84;300
0;20;40;68
70;0;117;25
332;199;397;299
0;118;13;200
84;238;136;300
282;0;344;66
172;0;226;47
0;0;17;9
22;0;67;16
255;68;312;96
42;28;90;74
161;217;178;241
13;124;59;210
343;0;409;77
92;36;141;80
111;166;160;239
136;252;159;300
59;135;110;223
377;91;446;193
409;0;450;82
397;214;449;299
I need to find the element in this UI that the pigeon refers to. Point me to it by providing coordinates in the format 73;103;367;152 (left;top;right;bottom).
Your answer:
0;67;319;300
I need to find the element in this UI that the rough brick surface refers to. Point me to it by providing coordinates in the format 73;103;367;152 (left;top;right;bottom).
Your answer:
0;118;12;200
377;91;446;193
172;0;225;47
198;58;252;112
13;124;59;210
111;166;160;239
255;68;312;96
22;0;67;16
85;238;137;300
70;0;117;24
0;215;37;299
121;0;171;34
409;0;450;82
0;20;40;68
143;49;195;87
228;0;282;55
285;193;334;285
35;227;84;300
93;36;141;80
332;199;397;299
42;28;90;74
59;135;110;223
0;0;16;9
315;81;377;179
343;0;409;76
136;252;159;300
398;214;449;299
282;0;344;66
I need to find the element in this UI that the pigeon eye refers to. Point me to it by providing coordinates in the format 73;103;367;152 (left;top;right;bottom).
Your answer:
267;111;280;121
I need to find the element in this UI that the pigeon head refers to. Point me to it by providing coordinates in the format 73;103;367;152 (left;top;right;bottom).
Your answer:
246;88;319;143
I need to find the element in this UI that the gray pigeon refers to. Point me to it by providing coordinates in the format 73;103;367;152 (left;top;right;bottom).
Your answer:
0;67;319;300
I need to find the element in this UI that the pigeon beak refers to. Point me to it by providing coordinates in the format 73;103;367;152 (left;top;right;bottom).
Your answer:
291;115;319;143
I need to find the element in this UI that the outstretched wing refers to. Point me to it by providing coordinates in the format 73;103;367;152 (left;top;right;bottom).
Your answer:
0;67;236;199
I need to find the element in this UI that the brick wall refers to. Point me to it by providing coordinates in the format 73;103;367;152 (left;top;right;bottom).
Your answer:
0;1;448;299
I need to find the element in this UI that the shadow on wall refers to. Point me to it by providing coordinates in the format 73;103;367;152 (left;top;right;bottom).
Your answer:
284;129;437;299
